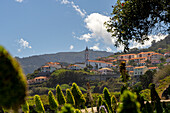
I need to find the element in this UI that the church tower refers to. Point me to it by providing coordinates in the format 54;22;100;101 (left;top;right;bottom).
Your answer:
85;46;89;64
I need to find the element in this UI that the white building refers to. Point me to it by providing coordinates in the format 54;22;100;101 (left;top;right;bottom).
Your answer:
40;65;56;73
98;68;114;75
134;66;148;76
86;60;113;69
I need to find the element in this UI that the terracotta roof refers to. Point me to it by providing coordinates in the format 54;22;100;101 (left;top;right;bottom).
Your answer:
151;53;164;56
88;60;109;64
138;52;155;54
42;65;50;68
129;71;134;73
148;67;158;69
130;57;147;60
126;65;133;68
34;76;47;80
119;54;136;56
98;68;113;71
134;66;146;69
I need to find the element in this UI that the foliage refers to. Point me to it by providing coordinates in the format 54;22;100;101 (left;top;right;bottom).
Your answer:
21;101;29;113
71;83;86;108
119;62;129;82
139;70;155;89
66;89;75;105
34;95;45;113
145;101;153;113
103;87;112;112
105;0;170;52
56;85;66;106
61;104;74;113
153;65;170;84
48;90;58;111
140;89;151;101
0;46;27;111
111;95;118;112
74;109;81;113
117;90;141;113
97;95;103;112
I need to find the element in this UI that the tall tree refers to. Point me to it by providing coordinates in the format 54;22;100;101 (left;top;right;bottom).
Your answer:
21;101;29;113
66;89;75;106
48;90;58;111
56;85;66;106
105;0;170;52
34;95;45;113
0;45;27;112
103;87;112;112
71;83;86;108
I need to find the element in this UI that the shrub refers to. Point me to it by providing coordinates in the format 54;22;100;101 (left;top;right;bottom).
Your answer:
0;45;27;112
66;89;75;105
97;95;103;112
21;101;29;113
34;95;45;113
103;87;112;112
111;95;118;112
117;90;141;113
61;104;74;113
48;90;58;111
71;83;86;108
74;109;81;113
56;85;66;106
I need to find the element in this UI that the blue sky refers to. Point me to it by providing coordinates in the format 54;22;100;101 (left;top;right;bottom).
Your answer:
0;0;167;58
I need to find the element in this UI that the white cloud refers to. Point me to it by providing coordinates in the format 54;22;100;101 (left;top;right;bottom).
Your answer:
78;13;116;45
61;0;70;4
18;38;32;52
58;0;86;18
129;34;168;49
90;43;100;51
15;0;23;3
69;45;74;50
106;47;112;52
71;2;86;18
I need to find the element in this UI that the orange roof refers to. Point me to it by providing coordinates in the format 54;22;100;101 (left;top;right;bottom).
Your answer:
151;53;164;56
68;64;80;67
47;62;60;65
34;76;47;79
134;66;146;69
126;65;133;68
88;60;107;64
131;57;147;60
42;65;49;68
119;54;136;56
148;67;158;69
138;52;155;54
129;71;134;73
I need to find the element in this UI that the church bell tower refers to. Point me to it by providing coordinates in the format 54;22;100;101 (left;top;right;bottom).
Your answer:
85;46;89;64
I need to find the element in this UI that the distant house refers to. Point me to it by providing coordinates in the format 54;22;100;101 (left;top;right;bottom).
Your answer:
126;65;134;72
118;54;136;60
164;52;170;57
68;65;82;70
148;67;159;72
46;62;62;69
166;57;170;63
129;71;134;76
86;60;113;69
98;68;114;75
74;63;86;69
137;52;155;58
40;65;56;73
137;61;146;66
130;57;147;63
34;76;48;83
134;66;148;76
151;60;161;65
150;53;165;61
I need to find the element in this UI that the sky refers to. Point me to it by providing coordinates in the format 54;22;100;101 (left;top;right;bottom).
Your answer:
0;0;168;58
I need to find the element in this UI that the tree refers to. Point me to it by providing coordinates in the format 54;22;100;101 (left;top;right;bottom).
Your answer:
61;104;74;113
74;109;81;113
56;85;66;106
97;95;103;112
117;90;141;113
119;61;130;82
139;70;155;89
48;90;58;111
66;89;75;106
0;45;27;112
103;87;112;112
21;101;29;113
34;95;45;113
111;95;118;113
105;0;169;52
71;83;86;108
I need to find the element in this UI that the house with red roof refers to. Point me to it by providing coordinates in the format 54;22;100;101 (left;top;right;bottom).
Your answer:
118;54;136;60
150;53;165;61
148;67;159;72
134;66;148;76
67;64;82;70
86;60;113;69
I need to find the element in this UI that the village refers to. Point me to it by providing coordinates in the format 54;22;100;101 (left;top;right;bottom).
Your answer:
27;47;170;84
